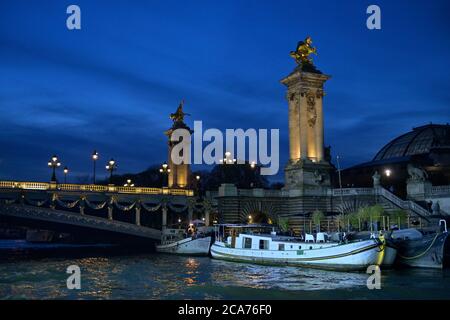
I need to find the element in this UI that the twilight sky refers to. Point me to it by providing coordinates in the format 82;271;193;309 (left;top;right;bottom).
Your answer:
0;0;449;183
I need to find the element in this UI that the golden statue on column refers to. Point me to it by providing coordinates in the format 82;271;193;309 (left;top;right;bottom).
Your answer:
290;36;317;67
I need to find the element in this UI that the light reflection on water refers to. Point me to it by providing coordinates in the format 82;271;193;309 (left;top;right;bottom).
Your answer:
1;252;450;299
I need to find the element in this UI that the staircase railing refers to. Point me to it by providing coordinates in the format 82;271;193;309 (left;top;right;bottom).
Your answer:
376;187;431;219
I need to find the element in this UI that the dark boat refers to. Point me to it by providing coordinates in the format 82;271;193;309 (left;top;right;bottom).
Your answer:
391;220;450;269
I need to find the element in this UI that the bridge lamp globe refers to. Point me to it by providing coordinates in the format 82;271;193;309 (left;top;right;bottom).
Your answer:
196;175;200;181
63;167;69;174
385;169;391;177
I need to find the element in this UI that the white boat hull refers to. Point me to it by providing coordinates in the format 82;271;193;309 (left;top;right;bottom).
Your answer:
211;239;384;271
156;236;211;256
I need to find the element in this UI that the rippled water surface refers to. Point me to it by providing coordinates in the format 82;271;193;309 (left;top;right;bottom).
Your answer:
1;240;450;299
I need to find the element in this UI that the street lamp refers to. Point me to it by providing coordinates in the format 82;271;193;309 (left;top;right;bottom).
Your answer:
250;161;257;188
159;162;171;187
384;169;391;177
105;158;117;185
124;179;135;187
92;150;99;184
219;151;236;165
63;167;69;184
47;155;61;182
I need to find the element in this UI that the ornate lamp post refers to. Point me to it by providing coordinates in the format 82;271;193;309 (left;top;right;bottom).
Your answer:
159;162;171;187
105;159;117;185
92;150;99;184
47;155;61;182
124;179;135;187
63;167;69;184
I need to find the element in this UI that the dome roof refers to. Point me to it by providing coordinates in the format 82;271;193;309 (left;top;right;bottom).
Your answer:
373;124;450;161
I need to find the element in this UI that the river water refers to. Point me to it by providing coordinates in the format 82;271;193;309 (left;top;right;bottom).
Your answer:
1;240;450;300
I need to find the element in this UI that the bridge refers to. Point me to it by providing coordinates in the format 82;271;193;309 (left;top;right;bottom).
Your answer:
0;181;212;243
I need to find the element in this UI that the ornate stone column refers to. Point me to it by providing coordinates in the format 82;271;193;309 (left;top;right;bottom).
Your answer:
287;91;301;161
281;66;331;192
164;101;193;188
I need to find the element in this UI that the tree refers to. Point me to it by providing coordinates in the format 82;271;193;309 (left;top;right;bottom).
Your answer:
347;212;360;231
368;205;384;231
277;217;290;233
335;214;346;232
357;207;371;231
312;210;325;232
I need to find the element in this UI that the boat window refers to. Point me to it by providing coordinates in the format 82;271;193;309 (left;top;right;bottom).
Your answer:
309;246;313;250
299;245;302;249
259;239;269;250
243;237;252;249
278;244;285;251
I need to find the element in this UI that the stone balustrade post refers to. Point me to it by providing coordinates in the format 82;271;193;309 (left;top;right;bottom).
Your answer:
135;205;141;226
162;204;168;230
108;199;114;220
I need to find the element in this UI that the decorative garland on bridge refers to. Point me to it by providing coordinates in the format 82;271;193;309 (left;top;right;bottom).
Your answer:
54;195;80;209
141;202;162;212
84;198;107;210
113;199;135;212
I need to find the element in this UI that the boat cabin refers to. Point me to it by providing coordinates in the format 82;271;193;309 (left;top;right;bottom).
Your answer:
214;224;334;251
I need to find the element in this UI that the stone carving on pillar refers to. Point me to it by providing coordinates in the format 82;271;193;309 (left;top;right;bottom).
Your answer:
406;164;431;201
372;171;381;187
407;164;428;182
313;170;324;185
306;91;317;128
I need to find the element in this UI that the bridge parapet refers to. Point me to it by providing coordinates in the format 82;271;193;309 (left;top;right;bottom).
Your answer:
0;180;193;196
